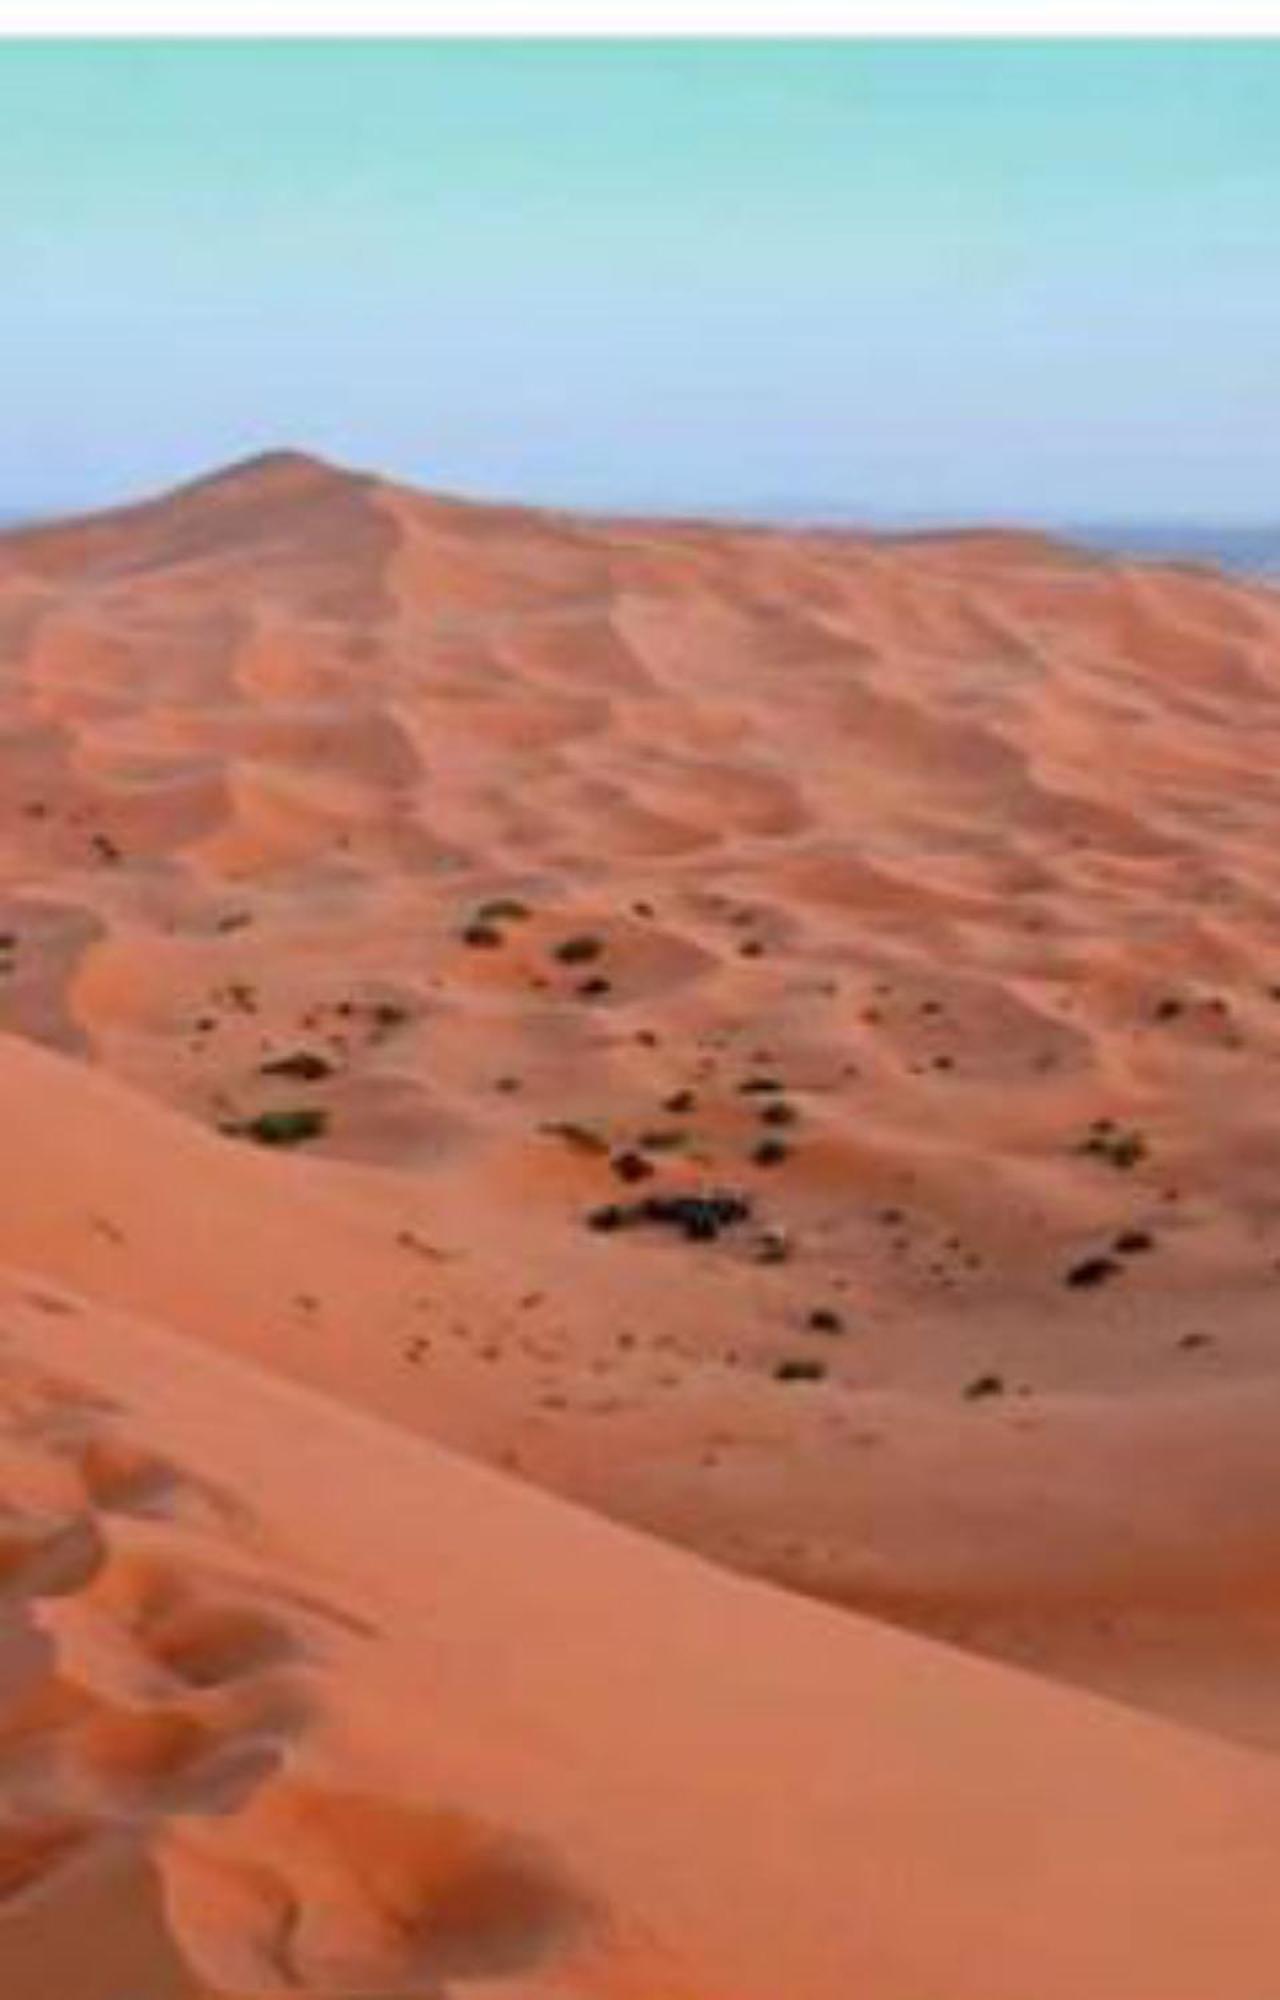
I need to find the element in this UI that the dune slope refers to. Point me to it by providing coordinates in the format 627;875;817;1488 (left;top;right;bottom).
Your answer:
3;1197;1280;1999
3;455;1280;1987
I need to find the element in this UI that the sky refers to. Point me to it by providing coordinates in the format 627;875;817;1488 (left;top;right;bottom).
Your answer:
2;38;1279;523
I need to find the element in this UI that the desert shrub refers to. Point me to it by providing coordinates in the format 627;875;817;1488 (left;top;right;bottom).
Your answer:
553;933;603;965
259;1051;332;1082
227;1107;328;1148
774;1358;826;1383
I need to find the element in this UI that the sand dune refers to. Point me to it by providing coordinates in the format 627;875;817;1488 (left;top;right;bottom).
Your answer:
4;1242;1280;1999
3;451;1280;1988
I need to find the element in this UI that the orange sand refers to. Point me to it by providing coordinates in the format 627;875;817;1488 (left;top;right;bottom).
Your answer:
2;451;1280;1992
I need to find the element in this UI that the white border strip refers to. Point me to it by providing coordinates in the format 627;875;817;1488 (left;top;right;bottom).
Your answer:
3;3;1280;35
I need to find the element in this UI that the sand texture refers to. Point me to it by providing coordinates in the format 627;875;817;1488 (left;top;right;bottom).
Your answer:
2;451;1280;1992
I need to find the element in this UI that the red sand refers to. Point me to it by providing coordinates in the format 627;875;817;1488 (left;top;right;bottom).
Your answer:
2;451;1280;1993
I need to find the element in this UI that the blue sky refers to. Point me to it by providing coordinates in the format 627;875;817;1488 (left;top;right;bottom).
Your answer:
3;39;1279;521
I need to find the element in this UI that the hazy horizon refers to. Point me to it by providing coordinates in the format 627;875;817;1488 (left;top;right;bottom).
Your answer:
4;39;1280;524
3;452;1280;572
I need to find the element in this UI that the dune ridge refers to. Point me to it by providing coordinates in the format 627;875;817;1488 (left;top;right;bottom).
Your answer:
3;453;1280;1990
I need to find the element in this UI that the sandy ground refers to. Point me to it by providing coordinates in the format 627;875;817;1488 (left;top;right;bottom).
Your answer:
2;450;1280;1991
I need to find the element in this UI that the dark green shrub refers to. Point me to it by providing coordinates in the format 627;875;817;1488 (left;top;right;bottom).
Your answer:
774;1357;826;1383
227;1107;328;1148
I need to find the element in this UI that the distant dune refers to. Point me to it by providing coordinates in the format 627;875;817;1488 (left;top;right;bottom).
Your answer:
3;451;1280;1995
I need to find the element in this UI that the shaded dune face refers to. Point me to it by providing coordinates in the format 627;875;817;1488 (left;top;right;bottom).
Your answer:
1;1295;1280;2000
4;453;1280;1787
